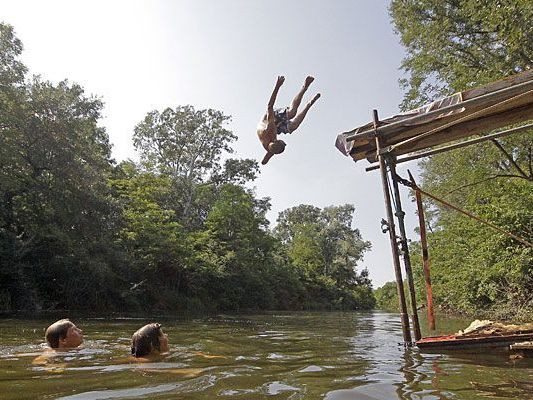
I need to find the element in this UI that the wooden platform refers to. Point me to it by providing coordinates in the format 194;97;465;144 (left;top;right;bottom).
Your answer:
416;333;533;351
337;69;533;163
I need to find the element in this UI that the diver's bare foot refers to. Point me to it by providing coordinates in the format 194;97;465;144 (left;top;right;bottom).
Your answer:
310;93;321;105
304;76;315;88
276;76;285;87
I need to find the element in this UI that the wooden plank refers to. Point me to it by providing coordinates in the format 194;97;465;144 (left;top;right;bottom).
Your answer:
396;104;533;156
349;98;533;161
344;70;533;160
354;104;533;162
510;341;533;351
364;123;533;171
389;91;533;152
417;333;533;351
463;69;533;100
345;71;533;142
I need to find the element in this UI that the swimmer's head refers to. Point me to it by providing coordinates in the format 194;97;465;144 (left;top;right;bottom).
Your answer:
131;323;169;358
45;319;83;349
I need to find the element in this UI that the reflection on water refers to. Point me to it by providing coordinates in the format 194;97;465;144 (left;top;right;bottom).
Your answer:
0;312;531;399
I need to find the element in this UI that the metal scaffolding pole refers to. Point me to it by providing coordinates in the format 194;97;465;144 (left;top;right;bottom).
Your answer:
373;110;412;345
389;160;422;341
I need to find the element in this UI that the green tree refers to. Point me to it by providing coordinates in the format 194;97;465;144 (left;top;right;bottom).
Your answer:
132;106;259;227
413;141;532;318
275;205;371;281
0;23;120;309
390;0;533;109
374;281;401;311
275;204;374;309
0;23;26;87
111;162;189;308
190;184;276;310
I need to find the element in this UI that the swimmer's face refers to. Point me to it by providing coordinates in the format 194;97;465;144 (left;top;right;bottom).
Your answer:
159;330;169;353
268;140;286;154
61;324;83;348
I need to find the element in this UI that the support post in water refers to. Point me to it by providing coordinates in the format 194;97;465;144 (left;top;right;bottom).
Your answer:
389;160;421;341
373;109;412;345
408;170;435;331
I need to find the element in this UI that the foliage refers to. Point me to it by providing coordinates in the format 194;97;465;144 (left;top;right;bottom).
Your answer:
411;139;533;319
189;184;275;310
0;23;26;87
0;22;375;312
132;105;260;230
390;0;533;109
374;281;401;311
110;162;189;308
0;23;120;310
390;1;533;320
274;204;374;310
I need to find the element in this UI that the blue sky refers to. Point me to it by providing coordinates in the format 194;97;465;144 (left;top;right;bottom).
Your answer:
2;0;420;287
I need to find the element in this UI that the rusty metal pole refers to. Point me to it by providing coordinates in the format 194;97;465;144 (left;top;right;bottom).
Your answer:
409;172;436;330
416;188;436;330
389;161;422;341
373;110;412;345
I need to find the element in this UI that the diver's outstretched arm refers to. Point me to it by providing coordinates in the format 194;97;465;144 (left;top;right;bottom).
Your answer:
267;76;285;119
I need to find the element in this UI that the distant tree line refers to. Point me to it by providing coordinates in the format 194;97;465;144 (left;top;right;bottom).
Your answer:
377;0;532;321
0;23;374;312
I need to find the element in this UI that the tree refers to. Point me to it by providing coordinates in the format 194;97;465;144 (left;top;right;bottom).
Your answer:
275;204;371;281
190;184;276;310
132;106;260;229
390;0;533;109
0;23;120;310
133;106;235;178
374;281;401;311
111;162;189;308
0;23;26;87
274;204;374;309
413;141;533;317
134;106;229;223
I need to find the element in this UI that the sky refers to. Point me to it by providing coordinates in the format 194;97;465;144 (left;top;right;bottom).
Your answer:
1;0;421;288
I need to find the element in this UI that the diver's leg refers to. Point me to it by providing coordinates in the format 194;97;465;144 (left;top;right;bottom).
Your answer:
288;93;321;133
287;76;314;119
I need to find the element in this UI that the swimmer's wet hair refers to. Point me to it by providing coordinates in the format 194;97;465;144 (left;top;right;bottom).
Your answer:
131;323;163;357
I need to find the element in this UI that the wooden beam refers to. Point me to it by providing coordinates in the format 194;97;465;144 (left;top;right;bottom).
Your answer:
344;70;533;141
357;104;533;162
365;123;533;171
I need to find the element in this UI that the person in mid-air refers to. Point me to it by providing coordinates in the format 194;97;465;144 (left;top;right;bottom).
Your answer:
257;75;320;165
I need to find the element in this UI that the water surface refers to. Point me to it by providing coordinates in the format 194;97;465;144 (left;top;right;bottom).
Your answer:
0;312;531;399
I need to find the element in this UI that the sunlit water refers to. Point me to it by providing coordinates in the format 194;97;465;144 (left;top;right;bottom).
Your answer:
0;312;531;399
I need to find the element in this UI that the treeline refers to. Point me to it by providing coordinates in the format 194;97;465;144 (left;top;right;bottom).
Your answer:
377;0;533;320
0;23;374;312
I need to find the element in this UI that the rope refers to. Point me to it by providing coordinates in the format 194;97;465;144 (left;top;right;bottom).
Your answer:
395;172;533;248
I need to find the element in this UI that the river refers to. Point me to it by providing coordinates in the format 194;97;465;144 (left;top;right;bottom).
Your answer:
0;312;531;399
